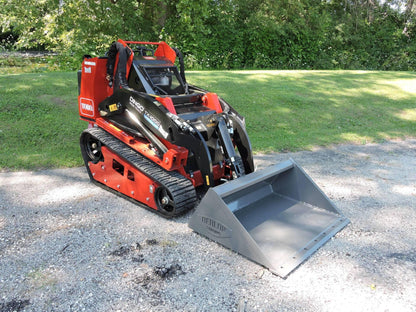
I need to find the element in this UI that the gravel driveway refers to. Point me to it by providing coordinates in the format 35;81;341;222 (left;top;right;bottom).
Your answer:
1;139;415;311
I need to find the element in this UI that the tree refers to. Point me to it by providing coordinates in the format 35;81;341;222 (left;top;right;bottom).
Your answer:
0;0;414;70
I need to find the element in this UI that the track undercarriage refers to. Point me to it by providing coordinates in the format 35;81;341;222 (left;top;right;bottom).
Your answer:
80;126;197;217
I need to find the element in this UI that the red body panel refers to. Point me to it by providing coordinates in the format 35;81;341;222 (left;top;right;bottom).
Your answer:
78;58;108;121
154;42;177;64
156;97;176;114
124;41;177;64
89;146;159;210
202;93;223;113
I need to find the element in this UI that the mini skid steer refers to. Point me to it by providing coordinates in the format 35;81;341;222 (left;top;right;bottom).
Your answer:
78;39;349;277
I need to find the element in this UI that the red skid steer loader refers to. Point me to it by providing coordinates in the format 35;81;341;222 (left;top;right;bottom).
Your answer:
78;39;349;277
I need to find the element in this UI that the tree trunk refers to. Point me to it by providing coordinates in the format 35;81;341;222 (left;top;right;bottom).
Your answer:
403;0;415;37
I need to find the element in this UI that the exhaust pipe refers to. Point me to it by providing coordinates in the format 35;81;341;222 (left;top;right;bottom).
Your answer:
188;159;349;277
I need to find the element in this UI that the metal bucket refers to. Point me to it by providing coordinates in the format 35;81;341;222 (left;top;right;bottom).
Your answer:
188;159;350;277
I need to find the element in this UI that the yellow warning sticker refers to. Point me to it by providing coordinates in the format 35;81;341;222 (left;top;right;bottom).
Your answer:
109;104;118;112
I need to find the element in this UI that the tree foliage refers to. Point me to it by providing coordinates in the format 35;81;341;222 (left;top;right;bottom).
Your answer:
1;0;415;70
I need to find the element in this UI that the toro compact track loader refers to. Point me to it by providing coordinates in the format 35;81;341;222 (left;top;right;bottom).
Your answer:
78;39;349;277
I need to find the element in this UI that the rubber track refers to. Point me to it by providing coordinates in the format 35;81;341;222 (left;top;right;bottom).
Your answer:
82;127;197;217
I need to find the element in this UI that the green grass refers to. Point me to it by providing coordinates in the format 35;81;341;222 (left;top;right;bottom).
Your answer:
188;70;416;152
0;71;85;170
0;69;415;171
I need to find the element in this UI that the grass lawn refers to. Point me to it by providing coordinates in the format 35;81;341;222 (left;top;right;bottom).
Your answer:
188;70;416;151
0;69;415;171
0;71;85;170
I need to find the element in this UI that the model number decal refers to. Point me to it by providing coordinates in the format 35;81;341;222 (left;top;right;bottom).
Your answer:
129;96;168;138
144;112;161;129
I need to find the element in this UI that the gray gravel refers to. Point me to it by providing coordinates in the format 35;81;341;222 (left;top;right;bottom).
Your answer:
1;139;415;311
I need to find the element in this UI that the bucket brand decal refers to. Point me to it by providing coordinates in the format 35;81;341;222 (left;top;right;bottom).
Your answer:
201;216;232;238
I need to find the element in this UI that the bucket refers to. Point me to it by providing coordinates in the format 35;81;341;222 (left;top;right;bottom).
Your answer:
188;159;350;277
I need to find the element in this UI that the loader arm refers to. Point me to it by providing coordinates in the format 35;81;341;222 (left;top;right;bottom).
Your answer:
98;89;219;187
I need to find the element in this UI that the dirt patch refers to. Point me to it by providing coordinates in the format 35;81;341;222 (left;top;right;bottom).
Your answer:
154;264;185;279
0;299;30;312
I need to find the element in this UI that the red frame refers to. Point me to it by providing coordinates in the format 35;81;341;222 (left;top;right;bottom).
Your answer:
94;118;226;188
79;40;229;210
123;40;177;64
89;146;159;210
